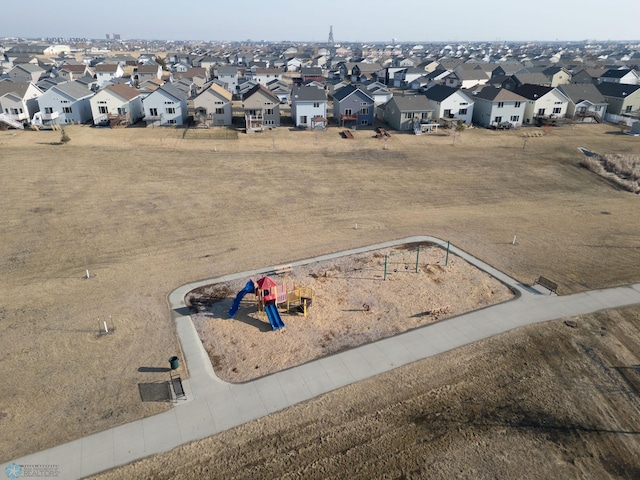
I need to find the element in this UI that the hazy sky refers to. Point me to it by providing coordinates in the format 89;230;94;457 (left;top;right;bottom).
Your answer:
4;0;639;42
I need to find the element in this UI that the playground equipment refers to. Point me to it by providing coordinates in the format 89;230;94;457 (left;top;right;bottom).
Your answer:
228;273;313;331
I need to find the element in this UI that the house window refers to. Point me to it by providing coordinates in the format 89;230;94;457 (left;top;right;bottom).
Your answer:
444;109;451;118
360;119;368;125
421;112;429;120
313;102;320;108
344;108;352;115
166;107;175;114
118;107;126;115
98;106;108;114
497;102;504;108
537;108;546;116
494;116;502;123
459;108;467;115
554;101;562;104
360;107;369;115
626;105;633;113
552;107;561;114
63;107;72;113
510;115;520;122
515;102;521;108
264;108;274;115
300;115;307;124
361;102;368;106
460;102;468;106
167;119;177;124
215;101;223;105
405;112;413;119
164;101;174;104
264;119;275;125
45;107;53;114
98;101;107;104
215;108;224;114
149;108;158;116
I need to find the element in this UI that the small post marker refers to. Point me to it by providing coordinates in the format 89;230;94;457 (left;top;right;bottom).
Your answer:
512;232;517;245
103;320;109;333
355;223;358;230
86;269;90;279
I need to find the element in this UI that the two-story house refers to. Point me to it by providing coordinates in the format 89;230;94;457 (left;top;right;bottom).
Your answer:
470;86;527;128
0;80;43;126
94;63;125;87
332;84;375;127
142;83;188;126
192;82;233;127
242;84;281;132
557;84;608;122
596;82;640;116
424;85;474;125
513;84;570;125
89;83;144;127
36;80;94;126
291;85;328;128
382;95;434;131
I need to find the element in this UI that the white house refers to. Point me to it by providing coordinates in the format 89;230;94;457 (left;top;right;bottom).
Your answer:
0;81;43;125
36;80;94;125
89;83;144;126
513;84;570;125
290;85;327;128
470;86;527;128
192;82;233;126
142;83;188;126
424;85;474;125
599;68;639;86
217;65;239;94
94;63;125;87
247;68;283;85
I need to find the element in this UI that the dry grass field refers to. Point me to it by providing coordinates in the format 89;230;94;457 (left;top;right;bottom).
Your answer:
1;122;639;472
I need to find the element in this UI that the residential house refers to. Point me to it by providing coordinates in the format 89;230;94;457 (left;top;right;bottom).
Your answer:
596;82;640;116
142;83;188;126
424;85;474;125
599;68;639;85
393;67;427;88
570;68;607;85
503;72;551;90
0;80;43;125
382;95;434;131
94;63;124;87
542;66;572;87
332;84;375;127
217;65;239;94
192;82;233;127
35;80;94;126
58;64;90;81
327;78;349;97
89;83;144;126
300;66;324;83
444;69;490;89
7;63;46;83
290;85;327;128
266;79;291;104
242;84;281;131
470;86;527;128
363;81;393;105
247;68;282;86
557;83;608;122
513;84;570;125
135;64;163;83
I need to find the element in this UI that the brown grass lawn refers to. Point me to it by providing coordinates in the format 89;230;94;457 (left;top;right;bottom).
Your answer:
0;122;639;464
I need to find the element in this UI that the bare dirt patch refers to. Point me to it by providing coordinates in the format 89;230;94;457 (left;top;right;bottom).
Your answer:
189;245;514;382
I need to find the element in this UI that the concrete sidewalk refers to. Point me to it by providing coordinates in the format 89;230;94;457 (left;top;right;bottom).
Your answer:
4;236;640;480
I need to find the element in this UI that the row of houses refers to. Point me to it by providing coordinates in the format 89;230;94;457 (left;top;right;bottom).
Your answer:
1;60;639;132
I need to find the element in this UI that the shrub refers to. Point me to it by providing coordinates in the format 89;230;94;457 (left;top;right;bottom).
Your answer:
60;129;70;144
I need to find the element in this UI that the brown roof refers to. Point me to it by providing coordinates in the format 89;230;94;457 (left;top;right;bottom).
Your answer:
136;64;160;73
60;64;87;72
95;64;119;72
103;83;141;101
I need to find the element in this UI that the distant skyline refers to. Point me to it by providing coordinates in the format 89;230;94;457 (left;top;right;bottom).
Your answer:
5;0;640;43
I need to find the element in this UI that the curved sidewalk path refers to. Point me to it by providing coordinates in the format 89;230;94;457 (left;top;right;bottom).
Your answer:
5;236;640;479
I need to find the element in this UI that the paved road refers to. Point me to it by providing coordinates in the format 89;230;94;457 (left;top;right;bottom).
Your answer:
4;236;640;480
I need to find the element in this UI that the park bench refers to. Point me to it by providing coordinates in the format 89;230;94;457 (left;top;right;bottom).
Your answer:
535;276;558;294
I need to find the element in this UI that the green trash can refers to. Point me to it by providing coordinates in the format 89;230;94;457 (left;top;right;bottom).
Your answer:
169;356;179;370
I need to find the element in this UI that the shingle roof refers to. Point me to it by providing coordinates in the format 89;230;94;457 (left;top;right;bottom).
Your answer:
291;86;326;102
332;84;374;103
388;95;433;111
52;80;93;100
0;80;36;98
601;68;636;79
243;84;280;103
557;84;606;104
157;83;187;101
424;84;458;102
513;84;554;100
596;82;640;98
472;86;527;102
102;83;141;101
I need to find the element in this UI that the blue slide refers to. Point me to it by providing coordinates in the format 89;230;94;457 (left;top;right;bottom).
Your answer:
228;280;255;318
265;304;285;330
